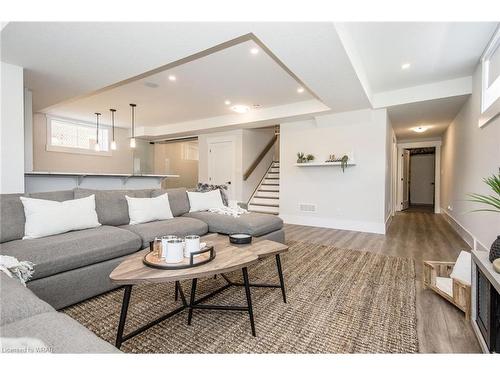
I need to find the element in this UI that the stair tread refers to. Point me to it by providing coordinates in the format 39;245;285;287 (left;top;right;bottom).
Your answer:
248;210;279;215
249;203;279;207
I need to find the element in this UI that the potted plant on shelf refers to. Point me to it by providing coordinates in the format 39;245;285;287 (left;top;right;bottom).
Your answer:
467;174;500;264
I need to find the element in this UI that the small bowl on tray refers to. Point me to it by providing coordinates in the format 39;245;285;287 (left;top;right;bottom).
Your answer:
229;233;252;245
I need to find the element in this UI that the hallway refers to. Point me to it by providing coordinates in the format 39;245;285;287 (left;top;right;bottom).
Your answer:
284;211;481;353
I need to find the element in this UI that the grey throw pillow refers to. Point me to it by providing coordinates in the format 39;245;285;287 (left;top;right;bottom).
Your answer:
196;183;229;206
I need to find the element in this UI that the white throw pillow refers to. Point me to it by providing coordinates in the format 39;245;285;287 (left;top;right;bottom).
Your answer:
126;193;173;225
188;190;225;212
20;195;100;239
449;251;472;285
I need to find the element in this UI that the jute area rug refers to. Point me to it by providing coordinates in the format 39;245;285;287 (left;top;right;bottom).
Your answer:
63;241;418;353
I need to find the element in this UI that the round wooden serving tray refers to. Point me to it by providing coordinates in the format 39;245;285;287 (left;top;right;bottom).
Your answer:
143;245;216;270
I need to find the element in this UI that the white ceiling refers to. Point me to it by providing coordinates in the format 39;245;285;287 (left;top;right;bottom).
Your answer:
44;40;315;128
0;22;370;114
339;22;498;93
387;95;469;140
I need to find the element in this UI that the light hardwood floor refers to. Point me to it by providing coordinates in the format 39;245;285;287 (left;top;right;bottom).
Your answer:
283;211;481;353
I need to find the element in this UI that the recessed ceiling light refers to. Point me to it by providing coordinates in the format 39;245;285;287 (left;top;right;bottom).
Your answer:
252;104;261;109
297;87;305;93
401;63;411;70
250;48;259;55
412;126;428;133
230;104;250;114
224;100;231;105
168;75;177;81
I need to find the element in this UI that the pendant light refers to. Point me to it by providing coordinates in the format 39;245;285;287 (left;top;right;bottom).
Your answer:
94;112;101;152
129;103;136;148
109;108;117;150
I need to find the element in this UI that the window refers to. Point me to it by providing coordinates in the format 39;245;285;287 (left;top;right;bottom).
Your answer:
46;116;111;155
480;27;500;127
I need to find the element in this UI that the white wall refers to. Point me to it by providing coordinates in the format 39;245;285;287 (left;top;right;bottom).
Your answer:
441;63;500;251
410;153;435;205
385;115;396;225
279;109;388;234
0;62;25;193
24;88;33;172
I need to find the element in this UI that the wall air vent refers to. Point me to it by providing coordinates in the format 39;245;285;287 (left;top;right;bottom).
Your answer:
299;203;317;213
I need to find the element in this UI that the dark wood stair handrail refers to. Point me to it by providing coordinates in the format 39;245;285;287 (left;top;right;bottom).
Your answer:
243;134;277;181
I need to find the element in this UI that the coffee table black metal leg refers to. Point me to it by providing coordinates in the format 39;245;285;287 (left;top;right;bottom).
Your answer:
242;267;256;336
115;285;132;348
275;254;287;303
174;281;179;301
187;278;198;325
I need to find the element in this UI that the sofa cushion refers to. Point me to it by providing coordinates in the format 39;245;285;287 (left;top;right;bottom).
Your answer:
0;312;120;353
1;191;75;243
0;273;54;326
120;217;208;248
151;188;190;217
29;190;75;202
0;194;25;243
183;212;283;237
0;226;142;280
74;188;152;226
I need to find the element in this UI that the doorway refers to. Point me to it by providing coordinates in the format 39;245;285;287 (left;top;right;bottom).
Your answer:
396;141;441;214
408;148;435;212
208;140;234;200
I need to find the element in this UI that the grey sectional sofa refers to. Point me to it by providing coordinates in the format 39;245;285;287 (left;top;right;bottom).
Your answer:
0;187;283;352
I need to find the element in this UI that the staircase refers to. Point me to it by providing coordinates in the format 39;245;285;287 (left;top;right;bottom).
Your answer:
248;161;280;215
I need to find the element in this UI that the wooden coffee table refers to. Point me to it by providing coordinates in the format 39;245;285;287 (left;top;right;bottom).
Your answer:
109;234;288;349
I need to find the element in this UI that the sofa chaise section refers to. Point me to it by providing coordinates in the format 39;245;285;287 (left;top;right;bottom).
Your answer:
0;273;119;353
183;211;285;243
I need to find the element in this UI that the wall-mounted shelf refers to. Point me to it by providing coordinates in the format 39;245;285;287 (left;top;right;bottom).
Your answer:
294;161;356;167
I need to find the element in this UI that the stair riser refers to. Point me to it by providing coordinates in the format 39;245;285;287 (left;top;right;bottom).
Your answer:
255;191;279;198
269;168;279;173
251;197;279;205
259;185;279;192
248;205;279;214
263;179;279;184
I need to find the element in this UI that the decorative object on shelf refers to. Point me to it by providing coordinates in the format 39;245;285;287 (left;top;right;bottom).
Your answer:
467;174;500;262
229;233;252;244
296;152;306;163
340;155;349;172
306;154;315;162
94;112;101;152
326;154;336;162
129;103;137;148
109;108;117;150
493;258;500;274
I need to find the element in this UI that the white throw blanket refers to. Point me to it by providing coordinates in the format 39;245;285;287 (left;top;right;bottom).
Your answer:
0;255;34;285
208;206;248;217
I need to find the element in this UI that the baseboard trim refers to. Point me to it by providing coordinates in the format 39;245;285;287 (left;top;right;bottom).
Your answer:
280;214;386;234
440;208;489;252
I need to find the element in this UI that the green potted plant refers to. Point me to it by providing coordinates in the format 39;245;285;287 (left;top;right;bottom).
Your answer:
340;155;349;173
467;174;500;263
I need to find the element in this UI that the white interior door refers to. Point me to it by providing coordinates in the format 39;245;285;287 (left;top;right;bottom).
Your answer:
402;149;410;210
208;140;234;200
